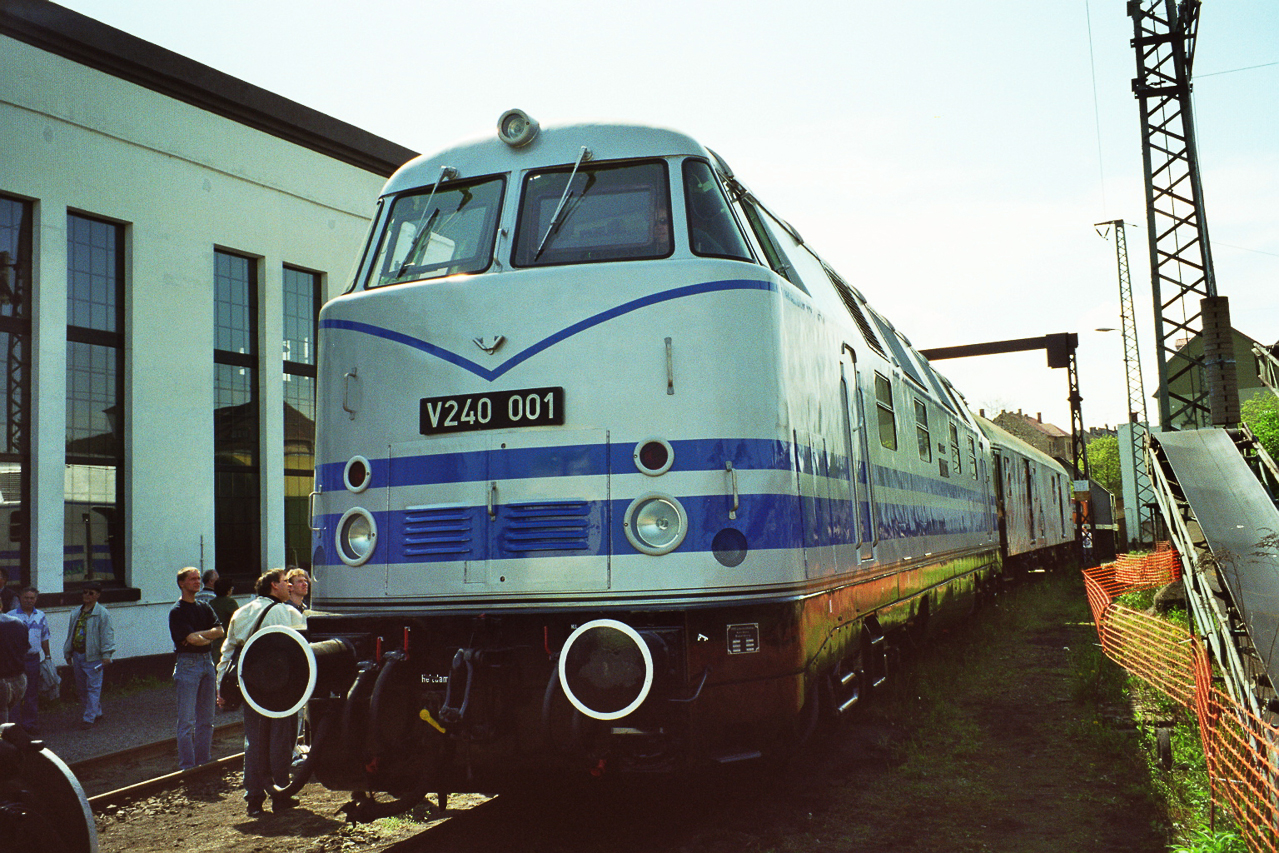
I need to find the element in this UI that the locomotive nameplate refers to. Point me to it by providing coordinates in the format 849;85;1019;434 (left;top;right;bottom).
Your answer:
726;623;760;655
420;386;565;435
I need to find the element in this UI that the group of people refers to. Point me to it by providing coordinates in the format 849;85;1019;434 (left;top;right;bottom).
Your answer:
170;565;311;817
0;563;314;819
0;566;115;734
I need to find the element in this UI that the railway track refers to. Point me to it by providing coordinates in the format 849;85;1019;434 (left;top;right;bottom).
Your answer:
72;721;244;804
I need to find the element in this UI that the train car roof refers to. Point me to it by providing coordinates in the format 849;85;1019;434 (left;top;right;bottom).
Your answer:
975;414;1070;475
381;118;713;197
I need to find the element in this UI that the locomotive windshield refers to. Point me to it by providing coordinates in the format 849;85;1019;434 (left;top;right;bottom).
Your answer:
512;161;672;267
366;176;505;288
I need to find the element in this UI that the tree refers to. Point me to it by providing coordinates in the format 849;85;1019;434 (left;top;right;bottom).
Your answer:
1086;435;1122;496
1241;391;1279;462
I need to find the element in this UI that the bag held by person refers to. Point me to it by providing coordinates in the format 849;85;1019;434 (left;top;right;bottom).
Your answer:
39;655;61;700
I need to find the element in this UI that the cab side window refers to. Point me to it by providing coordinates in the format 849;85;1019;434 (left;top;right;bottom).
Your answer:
682;160;752;261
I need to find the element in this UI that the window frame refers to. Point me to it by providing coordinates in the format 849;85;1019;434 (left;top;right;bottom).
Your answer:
511;159;673;268
681;158;752;261
65;212;127;590
0;194;33;587
213;249;261;585
875;372;898;451
365;174;507;288
282;265;319;570
949;420;962;476
913;397;932;462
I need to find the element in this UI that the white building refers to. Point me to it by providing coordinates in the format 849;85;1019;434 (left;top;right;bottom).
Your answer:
0;0;415;665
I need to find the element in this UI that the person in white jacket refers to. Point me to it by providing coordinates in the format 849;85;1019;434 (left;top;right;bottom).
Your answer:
216;568;305;817
63;582;115;729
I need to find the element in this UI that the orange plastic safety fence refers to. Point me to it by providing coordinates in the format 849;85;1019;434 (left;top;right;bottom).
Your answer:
1114;548;1182;587
1082;561;1196;708
1084;550;1279;851
1193;648;1279;853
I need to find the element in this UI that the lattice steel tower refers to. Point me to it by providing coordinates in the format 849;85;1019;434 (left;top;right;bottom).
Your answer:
1130;0;1217;431
1097;220;1155;544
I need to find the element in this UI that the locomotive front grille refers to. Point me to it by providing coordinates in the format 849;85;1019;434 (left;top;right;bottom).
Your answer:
403;505;474;558
500;501;592;554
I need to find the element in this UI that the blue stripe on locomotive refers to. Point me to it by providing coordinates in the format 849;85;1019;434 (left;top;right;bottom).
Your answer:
320;278;777;383
313;491;989;567
317;437;988;505
313;435;992;567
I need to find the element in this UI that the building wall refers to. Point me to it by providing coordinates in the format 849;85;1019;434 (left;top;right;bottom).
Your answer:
1165;329;1269;431
0;32;394;659
992;411;1070;462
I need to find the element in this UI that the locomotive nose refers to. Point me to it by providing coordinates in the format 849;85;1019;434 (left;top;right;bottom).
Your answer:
558;619;659;721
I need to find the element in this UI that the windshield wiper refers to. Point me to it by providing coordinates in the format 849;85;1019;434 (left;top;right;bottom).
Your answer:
534;146;592;261
395;208;439;278
396;166;456;277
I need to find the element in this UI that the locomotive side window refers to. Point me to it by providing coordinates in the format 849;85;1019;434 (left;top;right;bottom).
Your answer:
682;160;752;261
949;421;962;476
512;161;672;267
875;373;897;451
367;176;506;288
913;398;931;462
735;200;808;293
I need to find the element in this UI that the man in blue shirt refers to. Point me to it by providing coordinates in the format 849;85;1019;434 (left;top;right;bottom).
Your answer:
12;587;51;733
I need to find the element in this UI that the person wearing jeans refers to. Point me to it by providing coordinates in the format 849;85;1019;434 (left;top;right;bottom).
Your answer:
63;583;114;729
170;568;224;770
216;568;306;817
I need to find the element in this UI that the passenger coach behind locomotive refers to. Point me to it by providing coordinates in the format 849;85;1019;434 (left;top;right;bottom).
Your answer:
977;416;1075;576
238;111;1074;814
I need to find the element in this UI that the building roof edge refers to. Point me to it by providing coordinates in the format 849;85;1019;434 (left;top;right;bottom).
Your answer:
0;0;419;177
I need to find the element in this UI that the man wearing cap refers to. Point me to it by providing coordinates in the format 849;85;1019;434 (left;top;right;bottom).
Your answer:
170;567;224;769
63;582;115;729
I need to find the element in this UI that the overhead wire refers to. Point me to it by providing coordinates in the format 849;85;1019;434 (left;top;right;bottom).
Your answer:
1084;0;1108;218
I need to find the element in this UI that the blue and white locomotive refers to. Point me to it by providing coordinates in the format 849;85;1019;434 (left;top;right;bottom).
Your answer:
241;111;1073;811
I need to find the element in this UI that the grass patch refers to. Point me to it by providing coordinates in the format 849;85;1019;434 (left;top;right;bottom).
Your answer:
1170;830;1248;853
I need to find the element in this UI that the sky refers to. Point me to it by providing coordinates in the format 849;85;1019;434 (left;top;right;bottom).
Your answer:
55;0;1279;432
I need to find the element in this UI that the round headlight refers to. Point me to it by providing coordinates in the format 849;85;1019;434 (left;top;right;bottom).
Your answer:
336;507;377;566
623;494;687;555
497;109;540;148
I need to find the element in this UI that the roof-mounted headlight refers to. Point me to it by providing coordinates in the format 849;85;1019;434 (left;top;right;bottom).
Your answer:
497;109;540;148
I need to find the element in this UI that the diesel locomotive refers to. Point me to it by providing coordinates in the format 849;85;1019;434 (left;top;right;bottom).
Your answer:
238;111;1074;817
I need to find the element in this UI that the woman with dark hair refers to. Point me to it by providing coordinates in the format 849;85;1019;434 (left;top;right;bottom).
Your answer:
216;569;306;817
